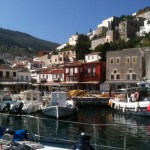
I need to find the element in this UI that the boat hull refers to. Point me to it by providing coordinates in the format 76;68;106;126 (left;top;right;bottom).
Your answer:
111;101;150;117
42;106;76;119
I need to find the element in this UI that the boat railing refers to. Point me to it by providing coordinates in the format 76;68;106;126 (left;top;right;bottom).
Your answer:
23;115;131;149
0;113;146;150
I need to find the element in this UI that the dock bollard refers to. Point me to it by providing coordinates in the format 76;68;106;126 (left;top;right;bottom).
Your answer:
74;132;94;150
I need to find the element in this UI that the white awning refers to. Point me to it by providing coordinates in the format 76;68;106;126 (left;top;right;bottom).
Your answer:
80;81;99;84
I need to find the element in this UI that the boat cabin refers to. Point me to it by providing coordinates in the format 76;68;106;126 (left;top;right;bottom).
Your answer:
126;87;150;102
23;90;42;104
51;91;67;107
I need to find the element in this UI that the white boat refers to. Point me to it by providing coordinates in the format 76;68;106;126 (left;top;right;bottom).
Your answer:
109;87;150;117
0;88;17;112
42;91;76;119
10;90;49;114
0;127;71;150
0;126;93;150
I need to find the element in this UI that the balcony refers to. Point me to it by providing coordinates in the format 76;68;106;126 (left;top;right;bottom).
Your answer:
0;77;13;82
84;73;96;77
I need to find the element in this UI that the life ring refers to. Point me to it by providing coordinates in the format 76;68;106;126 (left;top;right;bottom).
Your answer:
134;92;139;100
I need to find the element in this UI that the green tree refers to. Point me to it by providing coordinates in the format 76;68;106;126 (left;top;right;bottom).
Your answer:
75;34;91;60
95;42;110;61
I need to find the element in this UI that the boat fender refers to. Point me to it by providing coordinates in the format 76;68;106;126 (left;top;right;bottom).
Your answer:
123;107;126;113
108;100;111;106
114;104;117;110
147;105;150;112
135;106;139;112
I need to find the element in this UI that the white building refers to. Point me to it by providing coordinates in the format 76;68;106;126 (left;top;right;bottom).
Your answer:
97;17;115;28
85;52;101;62
37;69;64;83
139;19;150;36
56;43;67;51
18;70;31;83
87;30;97;40
69;34;78;46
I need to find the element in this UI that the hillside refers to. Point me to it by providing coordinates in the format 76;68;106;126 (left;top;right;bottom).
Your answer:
0;28;60;56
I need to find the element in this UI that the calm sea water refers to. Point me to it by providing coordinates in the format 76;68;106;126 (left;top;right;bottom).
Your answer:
0;107;150;150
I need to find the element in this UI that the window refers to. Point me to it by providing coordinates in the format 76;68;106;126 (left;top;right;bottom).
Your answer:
129;69;133;73
66;77;69;82
132;74;136;80
116;58;120;64
87;68;90;75
26;76;28;81
6;72;10;78
21;76;24;80
132;56;137;64
70;68;73;75
46;75;48;79
65;68;69;73
70;77;73;82
74;77;78;81
92;67;95;76
114;70;117;73
126;57;130;64
13;72;16;77
110;58;114;64
116;74;120;79
0;71;3;77
111;74;114;80
74;68;78;73
126;74;130;80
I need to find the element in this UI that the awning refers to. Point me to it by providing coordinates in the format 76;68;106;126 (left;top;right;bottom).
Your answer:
80;81;100;84
0;82;31;85
60;82;79;86
105;80;139;84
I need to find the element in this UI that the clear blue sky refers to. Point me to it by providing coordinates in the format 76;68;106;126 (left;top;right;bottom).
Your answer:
0;0;149;44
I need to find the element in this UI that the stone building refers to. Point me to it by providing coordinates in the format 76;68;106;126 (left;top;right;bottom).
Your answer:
105;47;147;90
119;18;144;41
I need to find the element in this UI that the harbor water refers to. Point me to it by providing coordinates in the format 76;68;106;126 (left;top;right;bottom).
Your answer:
0;107;150;149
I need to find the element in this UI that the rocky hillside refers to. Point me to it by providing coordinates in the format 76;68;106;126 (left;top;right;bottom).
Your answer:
0;28;60;56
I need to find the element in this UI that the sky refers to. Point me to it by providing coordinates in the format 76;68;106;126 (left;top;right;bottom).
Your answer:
0;0;149;45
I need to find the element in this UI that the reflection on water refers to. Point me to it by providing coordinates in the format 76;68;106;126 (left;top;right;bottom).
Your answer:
0;107;150;149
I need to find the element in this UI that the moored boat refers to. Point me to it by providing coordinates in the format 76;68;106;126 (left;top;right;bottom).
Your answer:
0;88;17;112
109;87;150;117
10;90;49;114
42;91;76;119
